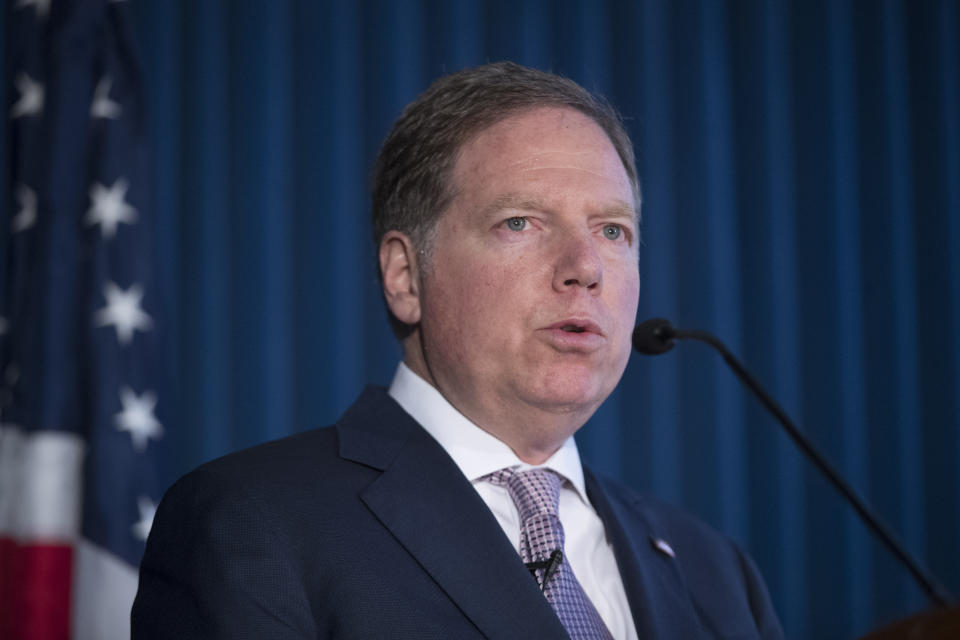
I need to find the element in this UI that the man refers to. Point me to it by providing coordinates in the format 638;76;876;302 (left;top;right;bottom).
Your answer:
132;62;784;639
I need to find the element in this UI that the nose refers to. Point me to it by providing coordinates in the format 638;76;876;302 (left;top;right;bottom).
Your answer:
552;233;603;294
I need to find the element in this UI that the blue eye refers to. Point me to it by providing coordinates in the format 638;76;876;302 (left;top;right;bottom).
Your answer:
505;217;527;231
603;224;622;240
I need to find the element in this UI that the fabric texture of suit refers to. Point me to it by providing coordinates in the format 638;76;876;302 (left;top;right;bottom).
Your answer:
131;387;785;639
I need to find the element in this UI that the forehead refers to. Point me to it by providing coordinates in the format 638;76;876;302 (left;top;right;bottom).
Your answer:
450;106;637;214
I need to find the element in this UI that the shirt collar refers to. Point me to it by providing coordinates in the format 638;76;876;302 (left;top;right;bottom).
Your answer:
388;362;589;503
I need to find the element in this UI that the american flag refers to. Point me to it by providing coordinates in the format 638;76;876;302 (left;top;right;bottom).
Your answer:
1;1;168;639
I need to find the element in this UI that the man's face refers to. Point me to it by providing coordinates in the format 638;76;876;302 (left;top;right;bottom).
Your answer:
407;106;639;458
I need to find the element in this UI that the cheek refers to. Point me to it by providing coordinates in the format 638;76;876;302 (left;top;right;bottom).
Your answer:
424;259;508;335
430;263;534;364
610;263;640;309
624;275;641;313
609;269;641;349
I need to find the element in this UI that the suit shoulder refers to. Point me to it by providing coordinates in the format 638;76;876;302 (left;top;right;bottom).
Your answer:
198;425;339;478
157;387;406;520
159;425;349;516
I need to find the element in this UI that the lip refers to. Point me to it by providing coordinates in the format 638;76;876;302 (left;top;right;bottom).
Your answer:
544;318;604;335
540;318;606;352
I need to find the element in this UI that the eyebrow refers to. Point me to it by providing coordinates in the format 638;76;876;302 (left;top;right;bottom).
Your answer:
598;202;639;225
479;192;639;225
477;193;545;220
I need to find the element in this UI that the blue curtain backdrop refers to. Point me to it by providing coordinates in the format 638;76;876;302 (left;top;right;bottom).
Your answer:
41;0;958;637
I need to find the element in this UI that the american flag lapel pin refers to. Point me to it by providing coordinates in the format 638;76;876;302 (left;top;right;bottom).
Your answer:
651;537;676;558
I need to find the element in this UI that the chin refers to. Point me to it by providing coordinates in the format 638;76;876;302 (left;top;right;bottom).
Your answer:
523;370;613;416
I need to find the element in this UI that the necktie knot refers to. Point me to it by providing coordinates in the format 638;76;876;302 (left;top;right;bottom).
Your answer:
488;467;562;523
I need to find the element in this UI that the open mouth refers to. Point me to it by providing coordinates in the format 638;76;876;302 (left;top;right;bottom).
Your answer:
548;319;602;338
561;325;586;333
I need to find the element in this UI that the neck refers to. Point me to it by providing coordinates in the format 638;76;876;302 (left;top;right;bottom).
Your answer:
401;349;589;465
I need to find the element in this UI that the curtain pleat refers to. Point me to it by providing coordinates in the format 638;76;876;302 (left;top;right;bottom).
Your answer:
699;0;747;541
257;2;296;447
135;1;187;473
753;1;807;633
941;0;960;600
825;0;873;630
883;0;927;614
43;1;955;637
184;0;230;459
635;0;683;504
297;0;370;417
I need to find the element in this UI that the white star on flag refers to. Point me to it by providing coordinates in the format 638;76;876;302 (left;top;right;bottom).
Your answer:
131;496;157;542
94;281;153;345
90;76;122;119
85;178;138;238
10;72;44;118
15;0;50;19
114;386;163;453
12;183;37;232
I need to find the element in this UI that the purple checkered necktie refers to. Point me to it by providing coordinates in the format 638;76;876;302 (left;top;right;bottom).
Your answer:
488;468;613;640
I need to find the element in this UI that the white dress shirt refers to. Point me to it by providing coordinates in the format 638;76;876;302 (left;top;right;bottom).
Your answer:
389;362;639;640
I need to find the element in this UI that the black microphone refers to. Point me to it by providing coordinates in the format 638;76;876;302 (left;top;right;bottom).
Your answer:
631;317;677;354
632;318;955;607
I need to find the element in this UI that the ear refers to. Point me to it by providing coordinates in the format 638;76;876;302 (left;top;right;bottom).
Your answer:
379;230;422;326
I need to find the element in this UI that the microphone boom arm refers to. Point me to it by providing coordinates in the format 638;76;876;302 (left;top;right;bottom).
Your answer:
650;322;954;607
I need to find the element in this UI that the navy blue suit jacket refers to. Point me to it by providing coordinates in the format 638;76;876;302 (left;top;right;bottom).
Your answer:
132;387;784;639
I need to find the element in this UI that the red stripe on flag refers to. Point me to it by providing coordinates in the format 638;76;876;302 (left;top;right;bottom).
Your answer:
0;538;72;640
0;538;17;640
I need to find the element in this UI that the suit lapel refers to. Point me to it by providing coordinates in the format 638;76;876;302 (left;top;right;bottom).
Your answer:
585;470;707;640
337;388;568;639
